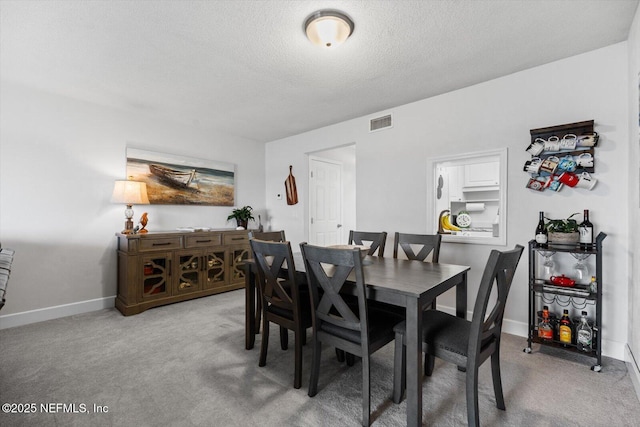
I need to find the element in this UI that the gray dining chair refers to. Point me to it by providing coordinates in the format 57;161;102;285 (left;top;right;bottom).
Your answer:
348;230;387;257
392;245;524;427
249;230;286;338
249;230;286;242
300;242;403;427
250;238;312;389
393;232;441;262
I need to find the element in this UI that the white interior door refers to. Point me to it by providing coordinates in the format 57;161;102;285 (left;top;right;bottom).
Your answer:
309;157;342;245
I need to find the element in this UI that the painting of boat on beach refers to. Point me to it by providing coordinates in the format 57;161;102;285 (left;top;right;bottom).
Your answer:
126;148;235;205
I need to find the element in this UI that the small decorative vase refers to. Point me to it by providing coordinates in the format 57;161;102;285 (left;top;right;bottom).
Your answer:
236;219;248;230
548;232;579;244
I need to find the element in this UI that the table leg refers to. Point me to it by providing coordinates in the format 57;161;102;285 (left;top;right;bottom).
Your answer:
456;271;468;319
405;297;422;427
245;265;256;350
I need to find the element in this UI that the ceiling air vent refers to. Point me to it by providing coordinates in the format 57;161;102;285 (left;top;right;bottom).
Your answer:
369;114;392;132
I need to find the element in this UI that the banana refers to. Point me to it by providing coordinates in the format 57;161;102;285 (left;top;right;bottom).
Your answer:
442;214;461;231
443;215;462;231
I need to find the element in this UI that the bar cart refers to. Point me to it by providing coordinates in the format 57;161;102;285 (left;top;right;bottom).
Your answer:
524;232;606;371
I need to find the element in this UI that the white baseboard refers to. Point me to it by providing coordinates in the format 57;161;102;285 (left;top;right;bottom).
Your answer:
625;345;640;402
0;296;116;330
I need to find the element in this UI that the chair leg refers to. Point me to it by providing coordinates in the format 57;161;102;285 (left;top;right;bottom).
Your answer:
362;354;371;427
255;296;262;333
280;326;288;350
392;332;406;404
259;316;269;367
466;363;480;427
491;348;506;410
346;352;356;367
336;348;346;362
308;337;321;397
293;327;303;389
424;353;435;376
430;297;437;310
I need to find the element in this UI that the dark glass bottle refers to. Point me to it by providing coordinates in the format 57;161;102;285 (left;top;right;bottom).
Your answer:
579;209;593;250
535;211;547;248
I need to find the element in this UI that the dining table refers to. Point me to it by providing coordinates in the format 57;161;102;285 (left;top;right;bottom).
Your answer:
244;252;470;427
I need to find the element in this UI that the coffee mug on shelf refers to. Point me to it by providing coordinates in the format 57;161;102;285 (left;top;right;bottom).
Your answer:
576;171;597;190
557;155;577;173
576;152;594;168
559;134;577;150
544;136;560;152
545;177;564;192
540;156;560;174
523;157;543;175
526;138;545;156
577;132;599;147
558;171;579;187
526;178;546;191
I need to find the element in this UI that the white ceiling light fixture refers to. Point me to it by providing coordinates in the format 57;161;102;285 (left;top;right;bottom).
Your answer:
304;10;354;48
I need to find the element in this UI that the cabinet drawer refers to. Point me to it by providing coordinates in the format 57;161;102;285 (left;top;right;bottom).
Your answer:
139;237;182;252
186;234;222;248
223;233;249;245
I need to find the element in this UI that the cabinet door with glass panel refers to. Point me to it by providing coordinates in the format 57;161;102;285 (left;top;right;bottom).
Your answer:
140;252;172;300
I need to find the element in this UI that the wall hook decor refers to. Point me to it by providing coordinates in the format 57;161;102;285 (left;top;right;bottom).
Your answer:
285;165;298;205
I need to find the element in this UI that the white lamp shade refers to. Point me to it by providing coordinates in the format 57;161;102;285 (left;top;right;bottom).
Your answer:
305;11;354;48
111;180;150;205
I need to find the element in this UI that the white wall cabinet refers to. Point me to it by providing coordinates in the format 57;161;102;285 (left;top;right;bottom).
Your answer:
463;161;500;188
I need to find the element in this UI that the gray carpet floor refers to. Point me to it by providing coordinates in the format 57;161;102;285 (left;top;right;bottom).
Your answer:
1;289;639;426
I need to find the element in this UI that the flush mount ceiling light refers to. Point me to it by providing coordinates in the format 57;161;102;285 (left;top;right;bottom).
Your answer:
304;10;354;48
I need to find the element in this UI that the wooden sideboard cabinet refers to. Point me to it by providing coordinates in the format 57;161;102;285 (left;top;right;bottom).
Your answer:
115;229;250;315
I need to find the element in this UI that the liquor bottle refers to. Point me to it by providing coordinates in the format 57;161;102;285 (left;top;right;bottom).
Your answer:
576;311;593;352
538;305;553;340
579;209;593;250
535;211;547;248
589;276;598;294
559;309;572;346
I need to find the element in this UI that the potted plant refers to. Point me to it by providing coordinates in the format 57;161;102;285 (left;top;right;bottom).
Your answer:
545;213;580;243
227;205;254;230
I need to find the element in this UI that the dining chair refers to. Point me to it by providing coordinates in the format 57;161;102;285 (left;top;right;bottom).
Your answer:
249;238;312;389
248;230;286;338
393;232;441;262
391;232;443;370
300;242;403;427
248;230;286;242
392;244;524;427
348;230;387;257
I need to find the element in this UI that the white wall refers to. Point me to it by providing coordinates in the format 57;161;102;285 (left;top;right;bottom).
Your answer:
0;81;265;324
626;2;640;396
266;44;630;360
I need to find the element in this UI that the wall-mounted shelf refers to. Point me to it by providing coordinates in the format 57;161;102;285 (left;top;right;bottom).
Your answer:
524;120;598;193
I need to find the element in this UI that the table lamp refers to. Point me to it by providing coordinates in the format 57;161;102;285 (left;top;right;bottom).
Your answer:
111;179;150;234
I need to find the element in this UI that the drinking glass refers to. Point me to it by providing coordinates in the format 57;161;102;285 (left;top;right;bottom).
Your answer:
539;250;556;281
571;252;591;285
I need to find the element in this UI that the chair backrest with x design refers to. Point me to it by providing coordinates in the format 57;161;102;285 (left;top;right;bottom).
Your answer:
393;232;441;262
299;243;369;345
348;230;387;257
469;245;524;357
250;239;299;315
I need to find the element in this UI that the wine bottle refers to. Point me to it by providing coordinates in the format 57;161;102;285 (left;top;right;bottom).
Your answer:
559;309;572;346
535;211;547;248
579;209;593;250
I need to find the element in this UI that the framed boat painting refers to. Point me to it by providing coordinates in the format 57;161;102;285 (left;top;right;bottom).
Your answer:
126;148;235;206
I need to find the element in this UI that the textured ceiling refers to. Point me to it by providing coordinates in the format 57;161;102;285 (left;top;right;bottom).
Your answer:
1;0;638;143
